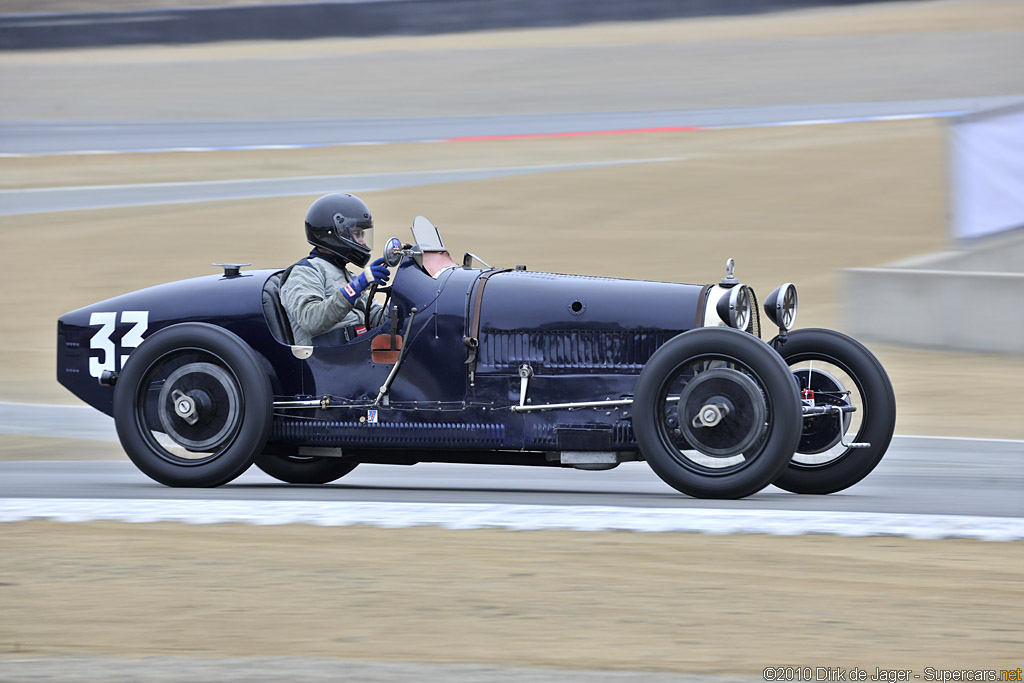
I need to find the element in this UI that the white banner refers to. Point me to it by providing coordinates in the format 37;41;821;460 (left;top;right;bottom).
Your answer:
950;104;1024;240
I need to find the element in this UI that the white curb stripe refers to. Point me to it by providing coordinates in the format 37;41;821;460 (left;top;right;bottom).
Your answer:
2;499;1022;541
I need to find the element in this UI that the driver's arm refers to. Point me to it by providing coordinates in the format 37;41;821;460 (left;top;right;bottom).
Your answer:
281;263;357;341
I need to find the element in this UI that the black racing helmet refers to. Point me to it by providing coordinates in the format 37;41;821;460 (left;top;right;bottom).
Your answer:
304;193;373;267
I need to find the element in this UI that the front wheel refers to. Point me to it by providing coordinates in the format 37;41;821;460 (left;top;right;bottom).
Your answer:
632;328;802;499
771;328;896;494
113;323;272;487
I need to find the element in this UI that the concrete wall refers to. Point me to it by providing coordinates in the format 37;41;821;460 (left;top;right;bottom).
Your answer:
0;0;900;50
841;230;1024;355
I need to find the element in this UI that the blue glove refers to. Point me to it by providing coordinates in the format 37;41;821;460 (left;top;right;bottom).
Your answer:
366;257;391;285
340;257;390;304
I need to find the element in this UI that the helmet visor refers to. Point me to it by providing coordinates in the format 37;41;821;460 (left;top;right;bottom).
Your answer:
349;225;373;251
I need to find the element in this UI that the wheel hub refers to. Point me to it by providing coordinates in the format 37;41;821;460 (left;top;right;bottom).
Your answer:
676;368;767;457
793;367;852;454
693;398;732;428
157;362;241;451
175;396;192;416
171;389;200;425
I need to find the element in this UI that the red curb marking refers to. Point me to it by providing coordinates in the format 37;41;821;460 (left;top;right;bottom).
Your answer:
444;125;705;142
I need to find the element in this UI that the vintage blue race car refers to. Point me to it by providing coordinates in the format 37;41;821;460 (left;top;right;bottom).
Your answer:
57;217;895;499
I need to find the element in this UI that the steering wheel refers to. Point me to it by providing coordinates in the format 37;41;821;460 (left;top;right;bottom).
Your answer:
364;282;392;331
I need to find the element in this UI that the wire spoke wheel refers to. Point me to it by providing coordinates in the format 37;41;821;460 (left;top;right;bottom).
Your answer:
790;362;860;464
772;328;896;495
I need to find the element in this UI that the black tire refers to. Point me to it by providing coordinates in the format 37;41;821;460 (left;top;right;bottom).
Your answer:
113;323;272;487
771;328;896;494
633;328;802;499
255;451;358;485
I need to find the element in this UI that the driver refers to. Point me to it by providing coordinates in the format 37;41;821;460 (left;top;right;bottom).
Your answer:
281;193;391;346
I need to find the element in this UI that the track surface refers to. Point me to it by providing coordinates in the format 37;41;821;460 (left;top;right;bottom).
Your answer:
2;437;1021;517
0;658;746;683
0;158;676;214
3;403;1021;517
5;97;1024;155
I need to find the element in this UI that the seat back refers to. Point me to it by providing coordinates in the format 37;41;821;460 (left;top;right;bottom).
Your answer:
262;270;294;346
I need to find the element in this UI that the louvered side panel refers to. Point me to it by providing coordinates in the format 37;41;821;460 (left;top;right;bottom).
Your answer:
477;330;677;374
271;420;506;448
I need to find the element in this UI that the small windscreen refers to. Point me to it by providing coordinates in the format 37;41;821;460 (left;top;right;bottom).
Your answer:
410;215;446;252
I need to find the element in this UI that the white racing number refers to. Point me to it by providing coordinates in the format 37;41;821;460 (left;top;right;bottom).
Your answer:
88;310;149;378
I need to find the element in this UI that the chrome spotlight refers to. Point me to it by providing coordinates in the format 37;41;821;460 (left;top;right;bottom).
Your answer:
763;283;798;331
716;284;752;331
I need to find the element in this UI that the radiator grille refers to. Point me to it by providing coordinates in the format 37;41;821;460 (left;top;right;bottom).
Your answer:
747;287;761;339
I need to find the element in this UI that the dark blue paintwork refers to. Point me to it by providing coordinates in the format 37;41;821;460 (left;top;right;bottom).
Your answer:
58;250;710;455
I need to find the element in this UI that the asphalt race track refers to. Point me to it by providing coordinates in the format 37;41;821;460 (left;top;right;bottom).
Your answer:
2;398;1021;519
5;97;1024;156
1;394;1022;519
0;437;1021;519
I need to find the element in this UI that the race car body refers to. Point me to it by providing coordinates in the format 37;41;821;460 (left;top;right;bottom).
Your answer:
57;217;895;499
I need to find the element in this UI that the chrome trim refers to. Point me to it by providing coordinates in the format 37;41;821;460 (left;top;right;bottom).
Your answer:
705;283;751;329
298;446;345;458
273;399;324;408
703;285;731;327
510;398;633;413
801;404;856;417
518;364;533;407
560;451;618;464
291;345;313;360
720;257;739;287
798;404;868;448
462;252;492;269
764;283;798;331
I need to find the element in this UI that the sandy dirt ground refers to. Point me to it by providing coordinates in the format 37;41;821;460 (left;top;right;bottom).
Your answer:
0;434;118;460
2;522;1022;671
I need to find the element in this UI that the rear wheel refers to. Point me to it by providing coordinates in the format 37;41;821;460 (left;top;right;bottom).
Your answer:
633;328;802;499
255;450;358;484
113;323;272;487
771;328;895;494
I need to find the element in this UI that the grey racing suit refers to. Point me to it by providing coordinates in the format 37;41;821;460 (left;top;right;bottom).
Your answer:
281;251;385;346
